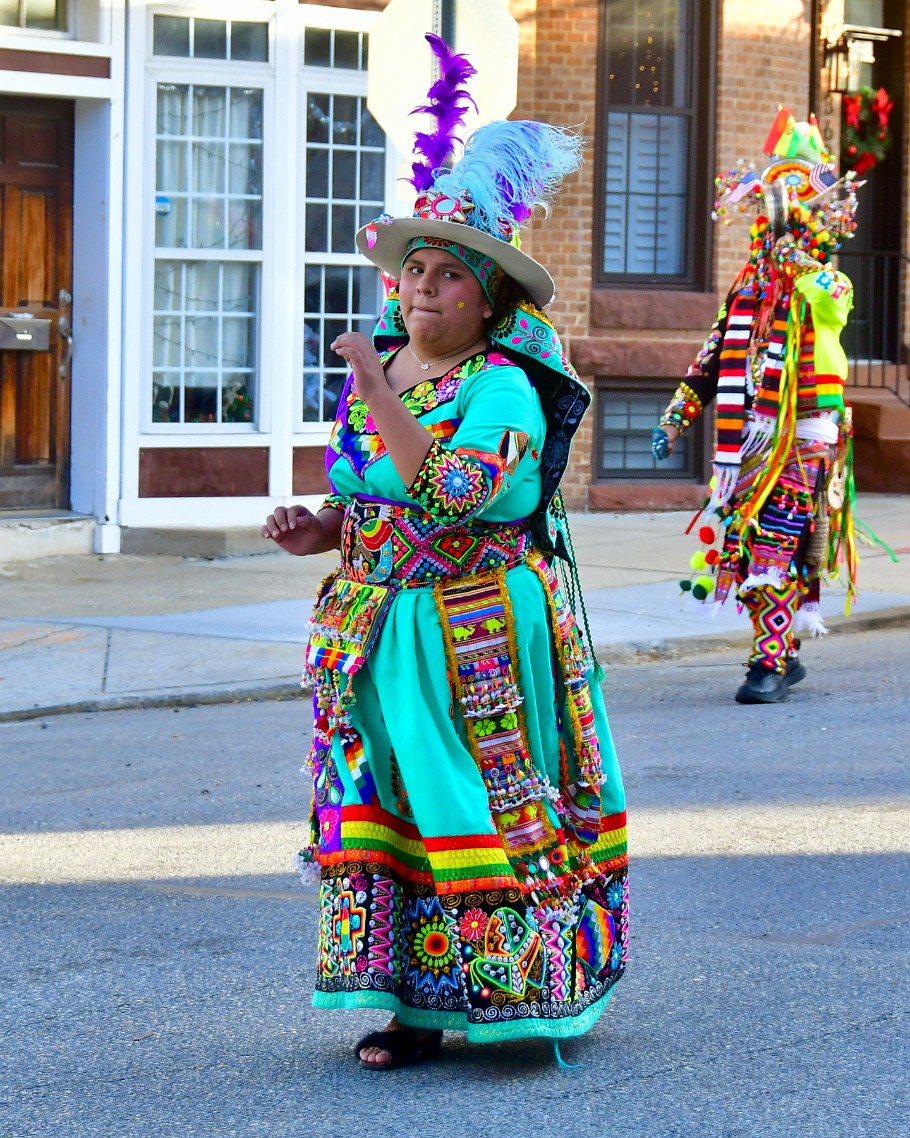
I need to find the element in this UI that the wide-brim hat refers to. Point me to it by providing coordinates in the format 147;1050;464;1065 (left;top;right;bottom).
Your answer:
355;213;556;308
352;34;581;312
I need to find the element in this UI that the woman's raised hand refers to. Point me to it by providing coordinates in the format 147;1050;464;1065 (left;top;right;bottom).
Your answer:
261;505;329;556
331;331;388;406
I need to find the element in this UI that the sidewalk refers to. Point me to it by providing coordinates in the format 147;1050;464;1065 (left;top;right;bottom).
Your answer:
1;494;909;720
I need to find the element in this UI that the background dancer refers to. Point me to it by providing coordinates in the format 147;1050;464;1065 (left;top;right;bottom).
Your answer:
652;108;862;705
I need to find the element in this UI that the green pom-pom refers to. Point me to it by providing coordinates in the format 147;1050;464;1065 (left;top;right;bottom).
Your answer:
695;574;715;594
679;579;692;591
692;584;708;600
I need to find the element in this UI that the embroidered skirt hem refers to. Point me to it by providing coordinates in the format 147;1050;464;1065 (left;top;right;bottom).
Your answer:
311;985;616;1043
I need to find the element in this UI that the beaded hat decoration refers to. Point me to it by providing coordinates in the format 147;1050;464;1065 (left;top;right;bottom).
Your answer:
355;33;583;308
713;106;862;246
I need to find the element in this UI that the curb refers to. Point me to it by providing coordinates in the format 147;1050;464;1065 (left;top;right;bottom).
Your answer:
0;682;306;724
597;603;910;666
3;604;909;724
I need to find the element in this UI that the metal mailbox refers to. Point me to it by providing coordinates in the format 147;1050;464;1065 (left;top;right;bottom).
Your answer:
0;314;51;351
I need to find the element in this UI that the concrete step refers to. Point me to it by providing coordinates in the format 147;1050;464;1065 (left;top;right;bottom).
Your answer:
846;388;910;493
847;364;910;406
848;387;910;439
0;512;94;564
120;526;267;558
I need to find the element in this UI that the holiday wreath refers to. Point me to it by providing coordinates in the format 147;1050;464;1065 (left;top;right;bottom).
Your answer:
841;85;894;176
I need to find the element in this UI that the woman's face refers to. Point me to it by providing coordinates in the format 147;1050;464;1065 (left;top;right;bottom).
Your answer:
399;246;493;350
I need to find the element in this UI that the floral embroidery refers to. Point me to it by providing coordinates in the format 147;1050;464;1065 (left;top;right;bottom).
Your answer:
458;908;489;942
409;439;505;519
606;880;625;909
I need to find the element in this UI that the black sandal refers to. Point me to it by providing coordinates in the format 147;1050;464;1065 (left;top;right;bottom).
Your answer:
355;1028;443;1071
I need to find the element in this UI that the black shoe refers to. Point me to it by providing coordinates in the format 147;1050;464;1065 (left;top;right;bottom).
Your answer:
783;656;807;687
735;663;789;704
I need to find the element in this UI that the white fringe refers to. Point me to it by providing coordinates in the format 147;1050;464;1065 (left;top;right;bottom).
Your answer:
741;416;775;458
793;602;829;638
705;463;740;513
738;567;787;594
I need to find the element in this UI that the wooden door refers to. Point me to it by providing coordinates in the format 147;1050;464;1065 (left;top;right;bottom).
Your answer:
0;98;73;510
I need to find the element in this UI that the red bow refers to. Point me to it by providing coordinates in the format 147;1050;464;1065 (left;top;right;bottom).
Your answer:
871;87;893;128
842;94;861;130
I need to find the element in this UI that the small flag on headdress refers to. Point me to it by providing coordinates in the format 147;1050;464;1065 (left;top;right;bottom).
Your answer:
808;162;837;194
763;106;796;156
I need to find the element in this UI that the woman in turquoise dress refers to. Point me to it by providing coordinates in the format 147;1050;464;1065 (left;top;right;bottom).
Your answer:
263;102;627;1070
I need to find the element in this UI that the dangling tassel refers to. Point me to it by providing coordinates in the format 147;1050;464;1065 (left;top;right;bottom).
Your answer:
553;1040;581;1070
739;296;801;526
704;462;739;513
741;414;775;458
559;512;604;682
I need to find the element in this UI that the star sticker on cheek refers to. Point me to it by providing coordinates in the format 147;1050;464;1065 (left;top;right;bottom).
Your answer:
457;301;465;309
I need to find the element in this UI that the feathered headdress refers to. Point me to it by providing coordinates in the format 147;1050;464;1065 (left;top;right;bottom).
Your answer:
356;33;583;308
712;106;861;244
357;34;592;565
409;34;477;191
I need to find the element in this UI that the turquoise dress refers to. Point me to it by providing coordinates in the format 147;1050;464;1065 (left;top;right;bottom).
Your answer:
303;347;627;1042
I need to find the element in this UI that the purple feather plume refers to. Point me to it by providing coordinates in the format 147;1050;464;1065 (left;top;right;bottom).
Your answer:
409;34;477;192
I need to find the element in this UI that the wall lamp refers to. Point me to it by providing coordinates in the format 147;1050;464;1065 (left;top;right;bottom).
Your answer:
824;24;902;95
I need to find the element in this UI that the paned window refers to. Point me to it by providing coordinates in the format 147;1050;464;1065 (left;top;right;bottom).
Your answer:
304;27;368;71
595;382;703;479
152;15;269;62
152;85;263;425
0;0;66;29
597;0;713;285
302;80;386;422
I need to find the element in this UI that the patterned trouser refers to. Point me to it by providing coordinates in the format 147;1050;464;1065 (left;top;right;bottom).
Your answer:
742;584;801;673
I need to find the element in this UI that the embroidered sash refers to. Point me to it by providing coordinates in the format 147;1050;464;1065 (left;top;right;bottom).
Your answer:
434;562;606;922
304;574;392;804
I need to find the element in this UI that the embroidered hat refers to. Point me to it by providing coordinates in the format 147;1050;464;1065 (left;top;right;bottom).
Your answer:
354;34;583;309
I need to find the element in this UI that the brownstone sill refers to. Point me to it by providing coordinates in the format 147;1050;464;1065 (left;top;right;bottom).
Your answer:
588;482;708;512
590;288;718;331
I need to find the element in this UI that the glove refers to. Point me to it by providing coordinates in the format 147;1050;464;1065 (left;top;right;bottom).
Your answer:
651;427;670;461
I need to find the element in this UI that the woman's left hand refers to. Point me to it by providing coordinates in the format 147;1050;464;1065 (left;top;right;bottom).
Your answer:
331;331;389;406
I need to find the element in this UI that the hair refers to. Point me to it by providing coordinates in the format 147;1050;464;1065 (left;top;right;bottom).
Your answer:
488;274;533;328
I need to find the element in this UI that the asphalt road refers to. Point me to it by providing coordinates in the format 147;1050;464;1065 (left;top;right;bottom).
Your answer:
1;628;909;1138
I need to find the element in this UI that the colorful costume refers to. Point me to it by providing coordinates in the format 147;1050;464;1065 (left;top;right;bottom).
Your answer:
297;37;627;1042
655;109;861;700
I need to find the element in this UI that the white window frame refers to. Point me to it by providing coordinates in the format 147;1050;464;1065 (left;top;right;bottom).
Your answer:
0;3;112;50
139;3;275;438
0;0;71;38
120;1;405;524
296;3;402;444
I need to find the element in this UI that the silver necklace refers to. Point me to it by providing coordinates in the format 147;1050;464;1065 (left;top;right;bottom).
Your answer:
407;342;471;372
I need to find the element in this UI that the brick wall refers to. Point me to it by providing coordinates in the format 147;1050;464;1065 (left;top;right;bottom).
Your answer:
714;0;814;289
510;0;601;507
344;0;910;507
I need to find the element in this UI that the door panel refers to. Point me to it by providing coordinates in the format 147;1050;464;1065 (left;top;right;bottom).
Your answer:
0;97;73;510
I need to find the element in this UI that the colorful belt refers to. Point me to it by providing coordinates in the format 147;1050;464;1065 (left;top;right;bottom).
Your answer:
339;499;533;588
